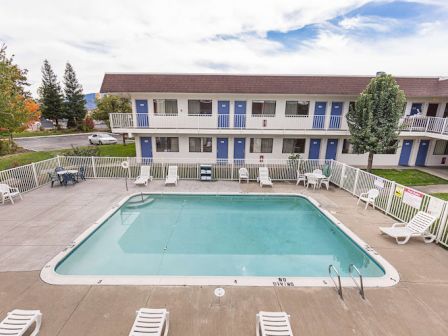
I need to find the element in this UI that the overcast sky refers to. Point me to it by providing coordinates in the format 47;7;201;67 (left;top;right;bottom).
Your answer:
1;0;447;95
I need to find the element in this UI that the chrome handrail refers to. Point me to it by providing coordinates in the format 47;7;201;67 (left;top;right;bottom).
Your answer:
349;264;365;299
328;264;343;299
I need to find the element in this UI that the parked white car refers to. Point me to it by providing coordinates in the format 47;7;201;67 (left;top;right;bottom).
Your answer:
88;133;117;145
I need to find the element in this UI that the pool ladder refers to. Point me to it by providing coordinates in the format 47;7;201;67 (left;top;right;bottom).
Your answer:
328;264;365;300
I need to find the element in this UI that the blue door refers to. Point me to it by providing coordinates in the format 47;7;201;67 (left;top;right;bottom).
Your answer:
136;99;149;127
234;101;246;128
309;139;321;159
325;139;339;160
399;140;413;166
140;137;152;163
234;138;246;163
217;138;228;162
415;140;430;166
329;102;343;129
313;102;327;129
410;103;423;116
218;100;230;128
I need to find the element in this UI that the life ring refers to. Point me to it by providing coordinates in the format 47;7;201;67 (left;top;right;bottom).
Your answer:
121;161;129;169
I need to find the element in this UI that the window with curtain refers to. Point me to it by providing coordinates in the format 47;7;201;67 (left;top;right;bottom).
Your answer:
282;139;305;153
153;99;178;115
252;101;276;116
250;138;273;153
189;137;212;152
285;101;309;116
188;100;212;115
433;140;448;155
155;137;179;152
342;139;355;154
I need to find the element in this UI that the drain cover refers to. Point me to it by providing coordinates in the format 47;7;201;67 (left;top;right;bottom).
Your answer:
214;288;225;297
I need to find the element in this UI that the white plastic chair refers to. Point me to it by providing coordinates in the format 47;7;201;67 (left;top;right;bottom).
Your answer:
165;166;179;186
256;311;293;336
0;183;23;205
238;168;249;183
129;308;169;336
380;211;437;244
296;170;306;186
257;167;273;187
0;309;42;336
306;174;319;190
134;166;153;186
357;189;380;209
319;175;331;190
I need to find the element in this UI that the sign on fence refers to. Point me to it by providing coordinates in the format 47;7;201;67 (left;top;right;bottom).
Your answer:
395;185;404;198
374;177;385;189
428;197;444;218
403;187;424;209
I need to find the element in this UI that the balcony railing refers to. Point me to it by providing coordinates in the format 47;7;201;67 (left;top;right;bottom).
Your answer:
109;113;348;131
400;116;448;135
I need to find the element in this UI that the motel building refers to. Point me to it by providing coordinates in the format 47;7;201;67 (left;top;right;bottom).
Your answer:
101;73;448;167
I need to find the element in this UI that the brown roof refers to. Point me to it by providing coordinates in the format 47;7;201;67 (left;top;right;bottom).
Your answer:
100;73;448;98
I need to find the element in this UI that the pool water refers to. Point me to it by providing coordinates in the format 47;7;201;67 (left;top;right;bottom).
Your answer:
55;194;385;278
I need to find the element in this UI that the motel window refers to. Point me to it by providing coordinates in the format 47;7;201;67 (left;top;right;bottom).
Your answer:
153;99;178;115
433;140;448;155
282;138;306;153
155;137;179;152
285;101;309;116
189;137;212;153
444;103;448;118
250;138;273;153
188;100;212;115
349;101;356;113
342;139;355;154
252;100;276;116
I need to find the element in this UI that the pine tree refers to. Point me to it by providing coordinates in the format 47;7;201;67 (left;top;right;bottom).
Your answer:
346;73;406;171
38;60;64;126
63;62;86;128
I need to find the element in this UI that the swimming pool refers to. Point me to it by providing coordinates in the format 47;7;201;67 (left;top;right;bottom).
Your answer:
41;193;399;287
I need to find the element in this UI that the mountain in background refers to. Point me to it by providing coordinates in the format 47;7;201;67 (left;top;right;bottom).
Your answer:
85;93;98;110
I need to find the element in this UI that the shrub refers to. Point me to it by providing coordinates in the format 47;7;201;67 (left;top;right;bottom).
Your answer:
63;145;99;157
0;139;18;156
81;116;95;132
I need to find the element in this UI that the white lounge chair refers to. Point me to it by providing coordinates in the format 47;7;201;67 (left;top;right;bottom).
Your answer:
0;309;42;336
380;211;437;245
0;184;23;205
257;167;273;187
129;308;169;336
239;168;249;183
165;166;179;186
135;166;153;186
256;311;293;336
306;174;319;190
357;189;380;209
296;170;306;186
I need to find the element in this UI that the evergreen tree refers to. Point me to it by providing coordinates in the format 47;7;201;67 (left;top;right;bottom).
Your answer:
38;59;64;126
63;62;86;128
346;73;406;171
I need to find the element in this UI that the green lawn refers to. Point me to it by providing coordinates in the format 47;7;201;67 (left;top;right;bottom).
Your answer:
371;169;448;186
0;143;136;171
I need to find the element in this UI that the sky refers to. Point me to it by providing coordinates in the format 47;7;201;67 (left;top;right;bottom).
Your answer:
1;0;447;95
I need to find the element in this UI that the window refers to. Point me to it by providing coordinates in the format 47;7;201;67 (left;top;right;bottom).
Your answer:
282;139;306;153
285;101;309;116
426;103;438;117
189;137;212;152
153;99;178;115
188;100;212;115
342;139;355;154
434;140;448;155
155;137;179;152
252;100;276;116
443;103;448;118
250;138;273;153
349;101;356;113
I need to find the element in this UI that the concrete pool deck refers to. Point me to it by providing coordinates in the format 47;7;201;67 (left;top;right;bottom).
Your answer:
0;179;447;335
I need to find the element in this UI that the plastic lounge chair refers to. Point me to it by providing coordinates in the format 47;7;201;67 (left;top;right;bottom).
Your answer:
357;189;380;209
257;167;273;187
135;166;153;186
239;168;249;183
165;166;179;186
306;174;319;190
319;175;331;190
0;309;42;336
129;308;169;336
256;311;293;336
0;184;23;205
296;170;306;186
380;211;437;244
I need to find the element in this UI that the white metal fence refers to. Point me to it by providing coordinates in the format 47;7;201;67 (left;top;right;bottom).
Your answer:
1;156;448;247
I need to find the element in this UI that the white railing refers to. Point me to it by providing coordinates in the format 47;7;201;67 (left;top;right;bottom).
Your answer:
400;116;448;135
1;156;448;247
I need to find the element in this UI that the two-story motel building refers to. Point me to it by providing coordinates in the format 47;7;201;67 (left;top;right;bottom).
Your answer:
101;73;448;167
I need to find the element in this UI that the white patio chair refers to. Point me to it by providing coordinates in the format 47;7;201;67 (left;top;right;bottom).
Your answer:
0;183;23;205
257;167;273;187
135;165;153;186
296;170;306;186
238;168;249;183
380;211;437;244
129;308;169;336
256;311;293;336
165;166;179;186
0;309;42;336
357;189;380;209
312;169;323;175
319;175;331;190
306;174;319;190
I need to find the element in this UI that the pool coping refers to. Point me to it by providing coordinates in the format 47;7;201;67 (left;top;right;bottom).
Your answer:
40;192;400;287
